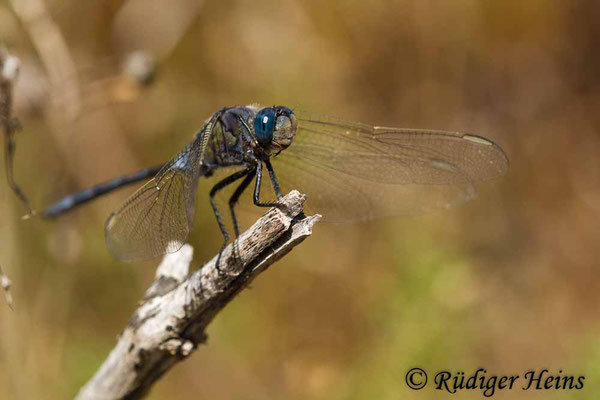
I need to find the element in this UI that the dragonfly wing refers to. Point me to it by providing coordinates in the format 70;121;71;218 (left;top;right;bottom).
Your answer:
105;142;203;261
270;114;508;222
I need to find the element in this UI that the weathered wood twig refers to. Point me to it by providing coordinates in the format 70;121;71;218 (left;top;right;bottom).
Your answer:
75;191;320;400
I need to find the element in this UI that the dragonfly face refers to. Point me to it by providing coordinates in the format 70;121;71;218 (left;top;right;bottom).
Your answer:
252;106;298;155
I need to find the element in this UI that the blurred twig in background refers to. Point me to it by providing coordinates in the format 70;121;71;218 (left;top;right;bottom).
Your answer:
23;50;159;124
9;0;201;193
67;50;157;118
0;265;13;309
76;191;320;400
0;49;33;216
1;49;27;309
9;0;82;119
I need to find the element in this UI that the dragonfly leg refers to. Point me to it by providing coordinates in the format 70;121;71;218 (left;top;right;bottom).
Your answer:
209;168;251;271
228;171;255;238
253;162;279;208
226;170;255;264
264;159;283;200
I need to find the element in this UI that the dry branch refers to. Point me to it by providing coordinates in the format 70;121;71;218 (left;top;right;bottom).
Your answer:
75;191;320;400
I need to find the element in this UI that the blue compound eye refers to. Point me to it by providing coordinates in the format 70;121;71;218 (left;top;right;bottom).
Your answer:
254;108;276;145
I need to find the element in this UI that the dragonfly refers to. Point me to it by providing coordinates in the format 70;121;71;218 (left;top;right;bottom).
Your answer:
43;104;508;262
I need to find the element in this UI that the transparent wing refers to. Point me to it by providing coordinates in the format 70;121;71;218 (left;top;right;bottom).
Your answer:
104;141;203;261
271;112;508;222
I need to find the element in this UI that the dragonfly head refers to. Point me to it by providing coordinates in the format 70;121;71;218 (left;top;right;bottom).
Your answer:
253;106;297;155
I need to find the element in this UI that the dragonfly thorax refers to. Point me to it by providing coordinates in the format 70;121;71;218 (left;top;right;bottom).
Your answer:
201;105;297;170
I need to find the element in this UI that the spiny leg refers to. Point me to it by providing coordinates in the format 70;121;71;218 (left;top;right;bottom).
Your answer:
229;170;256;238
265;158;297;217
209;168;250;271
226;170;255;262
253;162;279;208
264;159;283;201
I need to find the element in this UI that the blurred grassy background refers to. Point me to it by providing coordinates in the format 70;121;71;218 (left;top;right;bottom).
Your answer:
1;0;599;399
